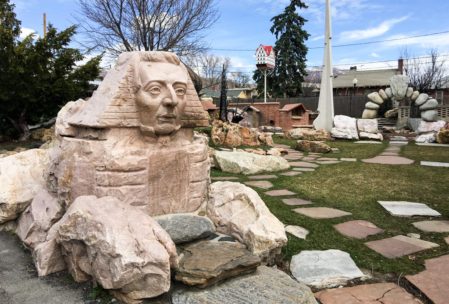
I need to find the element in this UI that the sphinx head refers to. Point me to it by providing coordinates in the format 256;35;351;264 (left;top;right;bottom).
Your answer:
135;53;188;137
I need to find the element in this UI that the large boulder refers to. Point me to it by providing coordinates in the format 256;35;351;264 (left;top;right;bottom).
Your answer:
295;140;331;153
331;115;359;140
0;149;50;224
367;92;384;105
357;119;379;134
211;120;270;148
56;195;178;302
288;128;331;141
361;109;378;119
155;214;215;244
415;133;436;143
207;182;287;262
421;109;438;122
389;75;409;100
16;189;63;249
214;150;289;175
417;120;446;134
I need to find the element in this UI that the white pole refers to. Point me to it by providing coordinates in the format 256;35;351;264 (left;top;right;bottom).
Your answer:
313;0;334;131
264;69;267;103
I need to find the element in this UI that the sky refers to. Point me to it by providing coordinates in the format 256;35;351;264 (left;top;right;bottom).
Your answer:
10;0;449;77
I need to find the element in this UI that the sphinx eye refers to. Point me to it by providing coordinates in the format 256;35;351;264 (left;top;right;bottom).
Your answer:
175;87;186;96
148;86;161;95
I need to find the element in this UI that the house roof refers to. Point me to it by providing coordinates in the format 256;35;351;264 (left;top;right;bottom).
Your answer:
280;103;307;112
201;100;217;111
256;45;273;56
333;69;399;88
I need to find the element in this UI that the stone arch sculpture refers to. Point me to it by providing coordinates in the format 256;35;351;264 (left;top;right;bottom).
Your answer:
361;75;439;122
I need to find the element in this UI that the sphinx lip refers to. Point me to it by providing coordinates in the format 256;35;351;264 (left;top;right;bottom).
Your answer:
157;114;176;122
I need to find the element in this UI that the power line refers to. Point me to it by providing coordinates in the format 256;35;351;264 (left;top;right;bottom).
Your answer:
207;30;449;52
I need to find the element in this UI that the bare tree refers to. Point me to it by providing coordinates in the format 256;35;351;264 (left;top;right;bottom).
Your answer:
78;0;219;57
229;72;251;88
184;52;230;89
402;49;448;92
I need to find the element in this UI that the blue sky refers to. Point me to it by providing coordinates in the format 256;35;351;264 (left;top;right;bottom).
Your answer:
11;0;449;76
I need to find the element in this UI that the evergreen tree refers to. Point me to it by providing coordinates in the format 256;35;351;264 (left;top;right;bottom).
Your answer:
253;0;309;98
0;0;101;140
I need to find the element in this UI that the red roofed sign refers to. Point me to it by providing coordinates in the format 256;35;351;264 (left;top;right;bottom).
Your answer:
256;44;275;69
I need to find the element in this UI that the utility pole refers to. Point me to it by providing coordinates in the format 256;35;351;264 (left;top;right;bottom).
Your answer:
313;0;334;131
43;13;47;38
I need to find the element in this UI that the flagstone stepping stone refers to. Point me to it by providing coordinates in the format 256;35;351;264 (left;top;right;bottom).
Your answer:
247;174;278;180
365;235;439;258
301;156;317;161
380;152;399;156
282;198;312;206
293;207;351;219
416;143;449;147
406;255;449;304
385;146;401;152
362;155;414;165
265;189;295;196
211;176;239;181
273;144;291;149
390;136;408;141
316;157;337;161
285;225;309;239
315;160;341;165
355;141;382;144
412;220;449;233
174;240;261;288
290;249;365;288
421;161;449;168
315;283;423;304
390;141;409;145
289;161;319;168
334;220;383;239
293;167;315;172
378;201;441;217
331;148;340;152
280;171;302;176
172;266;317;304
340;158;357;162
244;180;273;190
283;155;303;160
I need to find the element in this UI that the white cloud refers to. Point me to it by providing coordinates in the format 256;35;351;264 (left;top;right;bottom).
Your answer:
19;27;38;39
339;16;409;42
371;52;380;58
305;0;382;23
310;35;324;42
381;32;449;49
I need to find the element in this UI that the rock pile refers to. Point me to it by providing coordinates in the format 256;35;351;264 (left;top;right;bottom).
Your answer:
331;115;383;141
211;120;273;147
414;120;447;143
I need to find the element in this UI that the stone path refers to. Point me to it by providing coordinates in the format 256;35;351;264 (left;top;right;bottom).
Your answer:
362;141;415;165
211;143;447;303
421;160;449;168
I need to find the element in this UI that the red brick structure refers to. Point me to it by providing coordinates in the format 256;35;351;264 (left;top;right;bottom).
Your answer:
229;102;312;130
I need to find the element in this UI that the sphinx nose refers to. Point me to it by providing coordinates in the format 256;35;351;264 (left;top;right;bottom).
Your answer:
162;88;178;107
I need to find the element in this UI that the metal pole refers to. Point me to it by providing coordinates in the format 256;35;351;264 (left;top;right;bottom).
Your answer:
263;70;267;103
43;13;47;38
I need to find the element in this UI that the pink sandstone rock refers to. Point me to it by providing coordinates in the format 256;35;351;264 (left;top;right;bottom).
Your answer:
56;195;178;302
315;283;422;304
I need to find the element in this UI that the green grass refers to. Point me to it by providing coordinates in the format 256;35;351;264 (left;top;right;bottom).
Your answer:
401;143;449;162
212;140;449;276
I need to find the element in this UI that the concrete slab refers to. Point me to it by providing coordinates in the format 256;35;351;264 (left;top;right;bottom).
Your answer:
412;220;449;233
293;207;351;219
280;171;302;176
406;255;449;304
362;155;414;165
365;235;439;258
315;160;341;165
416;143;449;147
0;232;87;304
264;189;296;196
211;176;239;181
355;141;382;144
288;161;319;168
247;174;278;180
290;249;365;288
378;201;441;217
340;158;357;162
285;225;309;239
421;161;449;168
334;220;383;239
315;283;423;304
244;180;273;190
282;198;313;206
293;167;315;172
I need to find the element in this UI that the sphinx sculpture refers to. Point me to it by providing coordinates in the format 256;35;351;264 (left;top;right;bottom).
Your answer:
7;51;287;303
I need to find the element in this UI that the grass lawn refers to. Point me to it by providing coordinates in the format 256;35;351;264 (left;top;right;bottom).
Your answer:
401;142;449;162
212;137;449;276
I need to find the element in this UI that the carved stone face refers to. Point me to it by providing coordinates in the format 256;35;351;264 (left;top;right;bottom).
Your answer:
136;62;188;136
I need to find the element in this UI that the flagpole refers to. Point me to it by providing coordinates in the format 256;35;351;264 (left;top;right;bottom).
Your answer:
313;0;334;131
